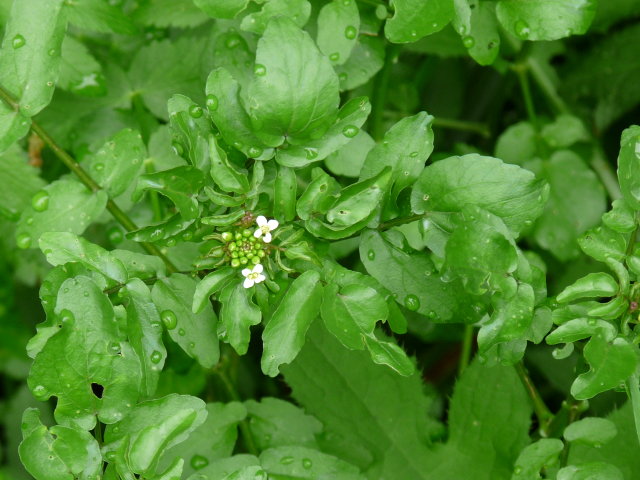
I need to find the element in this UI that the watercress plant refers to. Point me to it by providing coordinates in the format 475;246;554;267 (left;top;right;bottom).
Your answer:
1;0;640;479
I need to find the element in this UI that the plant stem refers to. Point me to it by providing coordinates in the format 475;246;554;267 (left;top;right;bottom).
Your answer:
370;44;401;141
458;325;474;376
626;374;640;447
214;367;259;456
433;117;490;138
0;84;178;274
515;66;537;126
591;146;622;201
526;56;569;115
378;214;425;231
515;361;553;436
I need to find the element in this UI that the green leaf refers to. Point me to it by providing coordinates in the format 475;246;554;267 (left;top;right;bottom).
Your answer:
296;168;342;220
219;281;262;356
495;121;537;166
571;334;637;400
193;0;249;19
260;446;363;479
28;276;142;429
477;283;534;353
151;274;220;368
362;333;415;376
39;232;127;285
103;394;207;477
617;125;640;210
321;283;387;350
0;103;30;153
275;97;371;168
184;455;260;480
66;0;136;34
161;402;247;477
570;402;640;477
360;230;479;323
578;225;627;263
167;94;211;172
556;463;623;480
241;0;311;35
385;0;454;43
511;438;564;479
411;154;549;235
335;36;385;91
325;128;375;177
283;322;442;478
546;318;617;345
128;37;205;120
273;165;297;222
496;0;597;41
325;167;391;227
245;397;322;450
246;16;340;146
133;166;205;220
0;144;45;219
192;267;236;314
564;417;618;446
532;151;607;260
603;199;636;233
111;250;167;280
209;135;250;194
317;0;360;66
444;206;518;295
541;114;590;149
556;272;619;303
123;279;166;398
19;408;102;480
452;0;500;65
15;179;108;250
205;68;274;161
261;270;323;377
132;0;209;28
128;214;195;245
360;112;434;215
58;36;105;96
0;0;66;115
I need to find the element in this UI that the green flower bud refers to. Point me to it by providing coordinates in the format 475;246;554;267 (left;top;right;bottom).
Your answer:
235;232;243;240
221;232;233;242
251;256;260;265
231;251;239;258
236;239;244;246
243;229;252;237
240;257;249;265
249;236;257;243
258;250;266;258
228;242;237;252
231;258;240;267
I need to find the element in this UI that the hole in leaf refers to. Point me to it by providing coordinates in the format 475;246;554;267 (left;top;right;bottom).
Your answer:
91;383;104;399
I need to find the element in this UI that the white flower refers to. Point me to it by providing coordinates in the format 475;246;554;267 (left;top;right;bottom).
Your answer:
253;215;279;243
242;264;266;288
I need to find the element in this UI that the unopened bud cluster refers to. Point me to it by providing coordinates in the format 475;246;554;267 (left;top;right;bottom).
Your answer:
209;229;267;268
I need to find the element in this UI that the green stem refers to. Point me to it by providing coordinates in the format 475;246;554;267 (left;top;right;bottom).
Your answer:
626;374;640;447
515;361;553;436
370;44;401;141
591;146;622;202
0;84;178;274
526;56;569;115
515;66;537;126
378;214;424;231
214;368;259;456
458;325;474;376
432;117;491;138
93;421;103;445
144;159;163;222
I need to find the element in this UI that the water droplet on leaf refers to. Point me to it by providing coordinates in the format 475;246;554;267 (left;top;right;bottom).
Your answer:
462;36;475;48
254;64;266;76
329;52;340;62
190;455;209;470
248;146;263;158
280;456;294;465
178;328;186;336
161;310;177;330
302;458;313;469
205;94;218;110
12;34;25;49
189;105;203;118
32;385;47;398
338;72;348;82
342;125;359;138
108;227;124;245
514;19;530;39
404;294;420;311
344;26;357;39
31;191;49;212
16;233;31;249
305;148;318;160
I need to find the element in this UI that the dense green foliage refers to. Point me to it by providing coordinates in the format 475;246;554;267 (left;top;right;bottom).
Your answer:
1;0;640;478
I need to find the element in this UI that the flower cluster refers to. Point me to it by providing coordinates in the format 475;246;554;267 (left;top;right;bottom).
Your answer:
211;215;279;288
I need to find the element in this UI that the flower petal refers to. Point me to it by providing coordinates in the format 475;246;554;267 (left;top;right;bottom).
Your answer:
267;219;279;230
243;278;254;288
263;232;272;243
256;215;267;227
255;274;266;283
241;268;251;277
253;263;264;274
253;229;262;238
